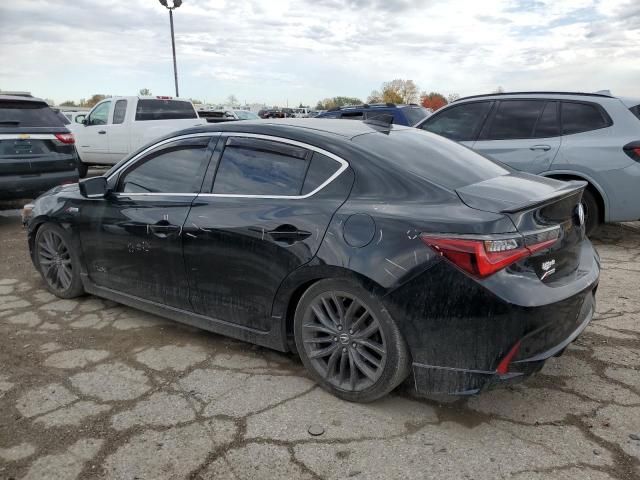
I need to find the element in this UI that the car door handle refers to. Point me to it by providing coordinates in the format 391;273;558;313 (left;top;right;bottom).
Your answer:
147;222;181;239
267;225;311;244
530;144;551;151
98;130;107;134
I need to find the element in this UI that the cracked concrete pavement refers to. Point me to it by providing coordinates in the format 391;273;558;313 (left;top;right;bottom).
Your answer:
0;213;638;480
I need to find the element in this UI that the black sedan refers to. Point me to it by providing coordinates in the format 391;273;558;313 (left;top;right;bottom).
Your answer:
24;119;599;402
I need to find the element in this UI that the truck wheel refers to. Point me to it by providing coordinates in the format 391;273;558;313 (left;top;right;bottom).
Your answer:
78;163;88;178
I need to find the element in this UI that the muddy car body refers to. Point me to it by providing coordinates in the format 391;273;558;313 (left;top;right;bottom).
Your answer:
25;119;599;401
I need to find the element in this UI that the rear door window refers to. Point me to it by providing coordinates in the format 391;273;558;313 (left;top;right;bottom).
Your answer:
628;104;640;121
135;99;197;121
0;101;65;128
485;100;546;140
420;101;492;141
561;102;611;135
113;99;127;124
339;111;364;120
301;152;341;195
213;137;310;196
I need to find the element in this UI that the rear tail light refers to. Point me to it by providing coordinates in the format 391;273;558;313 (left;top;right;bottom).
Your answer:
420;228;559;278
54;133;75;145
623;141;640;161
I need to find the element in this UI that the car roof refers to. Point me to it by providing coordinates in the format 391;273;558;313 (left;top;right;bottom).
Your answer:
181;118;412;140
0;94;48;104
453;91;616;104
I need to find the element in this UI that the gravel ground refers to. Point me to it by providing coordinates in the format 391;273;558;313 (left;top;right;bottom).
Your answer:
0;209;638;480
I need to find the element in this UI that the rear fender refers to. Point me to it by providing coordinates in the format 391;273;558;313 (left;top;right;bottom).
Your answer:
541;170;609;221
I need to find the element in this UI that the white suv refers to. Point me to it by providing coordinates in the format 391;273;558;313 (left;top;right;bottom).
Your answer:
416;91;640;234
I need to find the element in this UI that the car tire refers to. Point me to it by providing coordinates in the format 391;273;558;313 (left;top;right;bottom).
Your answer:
581;188;600;236
294;278;410;402
34;223;84;299
77;163;89;178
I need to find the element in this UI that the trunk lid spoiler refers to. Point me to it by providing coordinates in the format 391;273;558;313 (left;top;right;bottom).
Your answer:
455;173;586;214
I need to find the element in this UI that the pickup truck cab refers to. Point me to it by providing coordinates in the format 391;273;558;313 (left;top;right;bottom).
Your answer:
72;96;203;177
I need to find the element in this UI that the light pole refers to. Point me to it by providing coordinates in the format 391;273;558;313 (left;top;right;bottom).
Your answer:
159;0;182;97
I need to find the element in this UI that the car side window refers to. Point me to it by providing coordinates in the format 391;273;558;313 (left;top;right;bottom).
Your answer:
341;111;364;120
421;102;492;141
533;101;559;138
301;152;341;195
321;111;340;119
561;102;611;135
118;145;209;194
112;100;127;124
213;137;309;196
485;100;546;140
87;101;111;126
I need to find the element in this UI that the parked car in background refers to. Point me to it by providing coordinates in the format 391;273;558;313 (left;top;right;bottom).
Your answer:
417;91;640;234
258;109;285;119
198;108;260;123
315;103;430;126
25;119;598;401
0;95;78;200
71;96;203;177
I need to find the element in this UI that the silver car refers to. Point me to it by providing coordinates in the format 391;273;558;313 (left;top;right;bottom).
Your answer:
416;92;640;234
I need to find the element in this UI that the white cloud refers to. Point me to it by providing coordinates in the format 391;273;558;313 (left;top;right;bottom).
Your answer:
0;0;638;105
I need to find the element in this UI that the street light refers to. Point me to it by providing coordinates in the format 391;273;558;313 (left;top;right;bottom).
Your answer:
158;0;183;97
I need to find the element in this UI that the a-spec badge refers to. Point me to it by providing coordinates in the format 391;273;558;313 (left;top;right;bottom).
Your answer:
18;133;30;139
575;203;585;226
540;259;556;280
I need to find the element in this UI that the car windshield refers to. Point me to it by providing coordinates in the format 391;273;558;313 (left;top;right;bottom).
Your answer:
235;110;259;120
402;106;430;126
353;128;509;190
0;100;66;127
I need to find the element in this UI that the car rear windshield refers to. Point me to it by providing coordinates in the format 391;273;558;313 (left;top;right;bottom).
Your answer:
401;106;430;126
353;128;509;190
0;100;66;127
629;104;640;121
135;99;197;121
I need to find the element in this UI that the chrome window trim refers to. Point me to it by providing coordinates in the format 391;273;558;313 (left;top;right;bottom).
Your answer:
107;132;350;200
107;132;218;181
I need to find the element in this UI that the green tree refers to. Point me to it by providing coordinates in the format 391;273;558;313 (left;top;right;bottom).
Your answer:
60;100;78;107
139;88;152;96
315;96;363;110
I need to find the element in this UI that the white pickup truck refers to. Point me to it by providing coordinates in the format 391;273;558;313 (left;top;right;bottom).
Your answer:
70;96;204;177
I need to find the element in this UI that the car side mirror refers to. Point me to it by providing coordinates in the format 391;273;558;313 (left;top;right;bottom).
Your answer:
79;176;108;198
76;115;86;124
82;118;89;126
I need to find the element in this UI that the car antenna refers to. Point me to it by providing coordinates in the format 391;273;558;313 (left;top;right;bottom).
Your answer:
363;113;394;127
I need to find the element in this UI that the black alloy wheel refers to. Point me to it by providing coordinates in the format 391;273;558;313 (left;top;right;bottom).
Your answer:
35;223;84;298
294;279;410;402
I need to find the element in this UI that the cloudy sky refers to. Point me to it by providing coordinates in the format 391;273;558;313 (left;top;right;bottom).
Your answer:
0;0;639;106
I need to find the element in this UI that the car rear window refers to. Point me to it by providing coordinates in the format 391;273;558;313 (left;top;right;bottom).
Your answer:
0;100;66;128
135;99;197;121
561;102;611;135
353;128;509;190
629;104;640;121
401;106;430;126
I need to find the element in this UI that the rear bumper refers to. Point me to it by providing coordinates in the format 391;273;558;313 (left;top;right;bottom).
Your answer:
410;290;595;395
0;170;78;200
386;240;599;396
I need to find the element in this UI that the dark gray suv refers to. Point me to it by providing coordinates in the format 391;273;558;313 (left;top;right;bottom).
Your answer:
0;95;79;200
417;92;640;234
